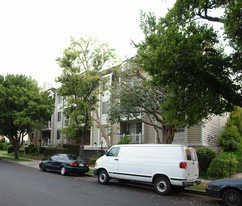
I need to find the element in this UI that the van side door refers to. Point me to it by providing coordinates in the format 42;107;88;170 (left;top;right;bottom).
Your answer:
103;147;120;178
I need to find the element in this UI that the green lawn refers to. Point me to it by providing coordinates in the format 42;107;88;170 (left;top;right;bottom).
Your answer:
188;182;208;191
0;150;7;155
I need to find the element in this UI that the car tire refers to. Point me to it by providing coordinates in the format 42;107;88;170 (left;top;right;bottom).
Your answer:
39;163;47;172
98;170;109;185
222;189;242;206
154;176;171;195
60;166;67;176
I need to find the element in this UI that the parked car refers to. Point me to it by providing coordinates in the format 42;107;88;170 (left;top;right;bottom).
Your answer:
39;153;89;176
206;179;242;206
94;144;200;195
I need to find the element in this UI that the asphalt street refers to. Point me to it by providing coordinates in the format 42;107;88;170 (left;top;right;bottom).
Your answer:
0;159;222;206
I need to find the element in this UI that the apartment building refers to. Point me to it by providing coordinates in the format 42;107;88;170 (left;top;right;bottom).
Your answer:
33;64;228;150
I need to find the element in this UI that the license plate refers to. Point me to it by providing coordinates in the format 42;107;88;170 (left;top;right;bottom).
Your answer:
79;163;84;167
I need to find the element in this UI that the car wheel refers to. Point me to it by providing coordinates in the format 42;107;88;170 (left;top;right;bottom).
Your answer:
154;177;171;195
60;166;67;176
222;189;242;206
98;170;109;185
39;163;47;172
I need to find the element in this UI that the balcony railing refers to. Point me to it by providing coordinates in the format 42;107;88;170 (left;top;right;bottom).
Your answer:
41;139;51;146
116;133;143;144
43;121;51;130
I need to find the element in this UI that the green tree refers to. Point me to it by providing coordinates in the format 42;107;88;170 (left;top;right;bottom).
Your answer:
109;61;177;143
0;74;54;159
56;36;118;157
219;107;242;152
167;0;242;84
133;1;241;130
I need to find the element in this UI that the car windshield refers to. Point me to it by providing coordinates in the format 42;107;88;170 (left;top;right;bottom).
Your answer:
67;154;84;161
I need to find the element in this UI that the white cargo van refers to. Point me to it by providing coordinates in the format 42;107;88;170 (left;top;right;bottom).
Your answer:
94;144;200;195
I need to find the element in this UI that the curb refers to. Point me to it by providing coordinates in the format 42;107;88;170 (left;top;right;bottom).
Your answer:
183;189;207;196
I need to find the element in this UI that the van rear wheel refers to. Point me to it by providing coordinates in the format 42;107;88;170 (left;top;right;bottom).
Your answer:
154;177;171;195
98;170;109;185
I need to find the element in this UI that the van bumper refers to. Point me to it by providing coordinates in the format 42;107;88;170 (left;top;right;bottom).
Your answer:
182;180;201;187
93;169;98;176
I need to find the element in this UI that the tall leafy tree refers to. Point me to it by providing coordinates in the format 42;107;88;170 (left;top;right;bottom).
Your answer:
56;36;118;157
0;74;54;159
109;61;176;143
133;1;241;130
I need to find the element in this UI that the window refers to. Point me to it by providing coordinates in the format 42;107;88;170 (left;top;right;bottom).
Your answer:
51;155;59;161
186;148;191;160
57;130;61;140
58;96;62;104
102;101;108;114
58;112;62;122
177;127;185;132
108;147;120;157
58;154;68;161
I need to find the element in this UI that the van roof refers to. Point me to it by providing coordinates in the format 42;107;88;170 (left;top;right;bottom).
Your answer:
112;144;188;148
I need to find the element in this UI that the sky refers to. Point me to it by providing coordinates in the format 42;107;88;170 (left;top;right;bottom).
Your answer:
0;0;175;88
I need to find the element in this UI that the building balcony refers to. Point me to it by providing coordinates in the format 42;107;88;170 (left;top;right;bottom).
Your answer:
42;121;51;130
116;132;144;144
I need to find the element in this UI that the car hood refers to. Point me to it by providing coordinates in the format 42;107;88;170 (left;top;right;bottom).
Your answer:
208;179;242;190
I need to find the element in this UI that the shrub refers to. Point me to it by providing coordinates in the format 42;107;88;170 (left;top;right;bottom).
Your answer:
2;142;11;151
218;107;241;152
0;138;5;143
207;153;239;178
0;143;3;150
7;145;14;154
63;144;79;155
43;147;68;157
39;147;47;154
197;148;217;176
118;136;133;144
28;145;37;153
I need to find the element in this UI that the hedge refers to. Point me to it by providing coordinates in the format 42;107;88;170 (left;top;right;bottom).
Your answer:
197;148;217;176
2;142;11;151
7;145;14;154
207;152;239;178
63;144;79;155
44;147;68;157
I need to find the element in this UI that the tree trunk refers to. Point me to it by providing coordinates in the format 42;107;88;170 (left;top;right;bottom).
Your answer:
12;142;19;159
79;131;85;159
155;127;162;144
162;125;175;144
94;109;110;149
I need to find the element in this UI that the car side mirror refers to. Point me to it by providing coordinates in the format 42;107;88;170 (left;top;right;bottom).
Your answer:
48;157;52;160
105;151;109;156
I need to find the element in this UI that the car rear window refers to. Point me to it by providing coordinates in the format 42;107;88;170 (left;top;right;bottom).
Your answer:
186;148;191;160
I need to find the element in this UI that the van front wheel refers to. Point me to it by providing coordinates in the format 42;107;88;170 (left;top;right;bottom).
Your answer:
154;177;171;195
98;170;109;185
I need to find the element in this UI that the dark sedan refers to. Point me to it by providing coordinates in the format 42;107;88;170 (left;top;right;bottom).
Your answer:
39;154;89;176
206;178;242;206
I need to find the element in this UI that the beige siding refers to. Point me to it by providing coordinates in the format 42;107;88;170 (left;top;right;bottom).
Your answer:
187;125;202;145
144;123;155;144
202;114;228;146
